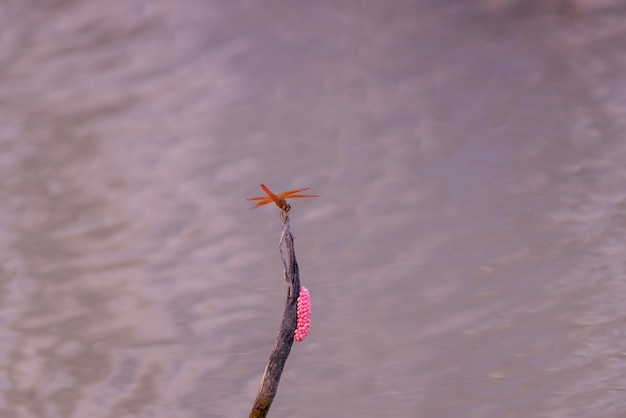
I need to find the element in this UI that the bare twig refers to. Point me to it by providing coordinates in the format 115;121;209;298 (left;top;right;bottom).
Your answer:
249;213;301;418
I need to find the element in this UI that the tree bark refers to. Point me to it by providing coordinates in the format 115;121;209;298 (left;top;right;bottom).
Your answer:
249;218;301;418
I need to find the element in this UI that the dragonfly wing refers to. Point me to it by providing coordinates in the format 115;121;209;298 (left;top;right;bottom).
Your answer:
286;194;319;199
249;198;273;208
260;184;280;201
278;187;310;198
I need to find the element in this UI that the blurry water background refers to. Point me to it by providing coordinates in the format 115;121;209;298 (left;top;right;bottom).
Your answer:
2;1;626;417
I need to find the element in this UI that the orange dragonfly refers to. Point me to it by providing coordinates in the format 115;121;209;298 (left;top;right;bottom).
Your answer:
245;184;318;213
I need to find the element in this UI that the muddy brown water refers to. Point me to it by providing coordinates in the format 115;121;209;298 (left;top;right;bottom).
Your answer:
1;1;626;417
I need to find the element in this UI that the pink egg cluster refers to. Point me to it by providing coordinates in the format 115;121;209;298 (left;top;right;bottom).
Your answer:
294;286;311;342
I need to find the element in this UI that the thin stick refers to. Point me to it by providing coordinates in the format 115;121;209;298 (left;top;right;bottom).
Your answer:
278;213;291;279
249;212;301;418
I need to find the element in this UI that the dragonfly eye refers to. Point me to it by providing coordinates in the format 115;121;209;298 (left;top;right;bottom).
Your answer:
284;203;292;212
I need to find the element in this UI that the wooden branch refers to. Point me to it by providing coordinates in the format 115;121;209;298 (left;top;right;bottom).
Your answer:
249;217;301;418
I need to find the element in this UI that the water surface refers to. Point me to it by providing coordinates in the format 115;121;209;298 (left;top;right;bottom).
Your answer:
1;1;626;417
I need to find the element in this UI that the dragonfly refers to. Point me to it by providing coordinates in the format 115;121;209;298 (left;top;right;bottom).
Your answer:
245;184;318;213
